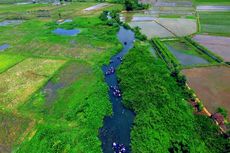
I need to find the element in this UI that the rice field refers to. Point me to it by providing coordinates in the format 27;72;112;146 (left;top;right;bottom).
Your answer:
0;58;66;109
198;11;230;36
129;21;174;38
193;35;230;62
164;40;210;66
183;66;230;120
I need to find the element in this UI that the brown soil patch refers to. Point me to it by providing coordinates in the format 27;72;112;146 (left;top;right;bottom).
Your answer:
182;66;230;120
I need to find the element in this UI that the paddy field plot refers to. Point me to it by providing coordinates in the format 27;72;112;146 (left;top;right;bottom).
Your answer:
164;40;210;66
183;66;230;120
128;18;196;38
198;11;230;36
193;35;230;62
154;18;197;36
0;58;66;109
129;21;174;38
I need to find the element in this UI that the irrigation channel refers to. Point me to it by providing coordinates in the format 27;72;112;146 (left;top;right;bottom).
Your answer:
100;27;135;153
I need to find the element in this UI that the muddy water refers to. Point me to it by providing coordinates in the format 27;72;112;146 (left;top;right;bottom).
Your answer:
53;28;80;36
165;44;209;66
100;27;135;153
0;44;9;51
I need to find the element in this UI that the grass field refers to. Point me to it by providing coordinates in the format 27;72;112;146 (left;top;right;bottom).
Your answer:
183;66;230;120
0;58;66;109
0;54;25;73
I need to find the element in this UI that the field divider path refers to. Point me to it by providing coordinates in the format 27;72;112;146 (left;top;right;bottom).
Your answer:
153;19;177;37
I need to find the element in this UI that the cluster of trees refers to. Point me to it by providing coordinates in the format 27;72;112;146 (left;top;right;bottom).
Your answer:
117;41;230;153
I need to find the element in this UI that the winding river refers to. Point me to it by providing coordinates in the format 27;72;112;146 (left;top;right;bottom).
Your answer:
100;27;135;153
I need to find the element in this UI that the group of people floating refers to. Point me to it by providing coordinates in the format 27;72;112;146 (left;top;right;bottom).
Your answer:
110;86;122;97
112;142;126;153
106;56;123;76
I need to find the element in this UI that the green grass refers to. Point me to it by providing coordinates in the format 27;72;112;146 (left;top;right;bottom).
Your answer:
0;54;25;73
117;41;229;153
199;11;230;36
16;61;111;153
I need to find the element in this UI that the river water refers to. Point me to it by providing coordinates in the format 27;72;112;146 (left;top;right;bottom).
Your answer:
100;27;135;153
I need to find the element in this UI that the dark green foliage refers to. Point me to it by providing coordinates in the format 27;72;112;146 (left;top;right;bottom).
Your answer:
99;11;109;21
124;0;149;11
168;140;190;153
195;115;230;153
117;41;229;153
151;38;180;70
132;27;147;41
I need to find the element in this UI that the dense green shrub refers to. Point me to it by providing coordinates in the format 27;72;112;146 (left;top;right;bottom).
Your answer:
117;41;229;153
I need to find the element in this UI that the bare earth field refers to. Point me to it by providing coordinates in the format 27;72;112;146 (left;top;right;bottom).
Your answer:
182;66;230;120
193;35;230;61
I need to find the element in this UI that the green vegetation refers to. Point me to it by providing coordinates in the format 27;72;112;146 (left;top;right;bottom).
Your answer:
151;38;180;70
117;41;229;153
0;54;25;73
16;61;111;153
198;11;230;36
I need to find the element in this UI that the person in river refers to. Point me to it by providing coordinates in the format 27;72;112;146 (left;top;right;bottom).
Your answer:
112;142;126;153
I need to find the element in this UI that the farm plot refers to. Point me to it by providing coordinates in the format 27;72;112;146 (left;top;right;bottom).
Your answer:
183;66;230;120
128;17;196;38
0;58;66;109
0;111;31;153
0;54;25;73
164;40;210;66
154;18;197;36
193;35;230;61
198;11;230;36
129;21;174;38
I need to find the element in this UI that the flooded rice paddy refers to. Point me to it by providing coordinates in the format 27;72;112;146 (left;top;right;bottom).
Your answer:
164;41;209;66
197;6;230;12
193;35;230;62
53;28;80;36
122;12;196;38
